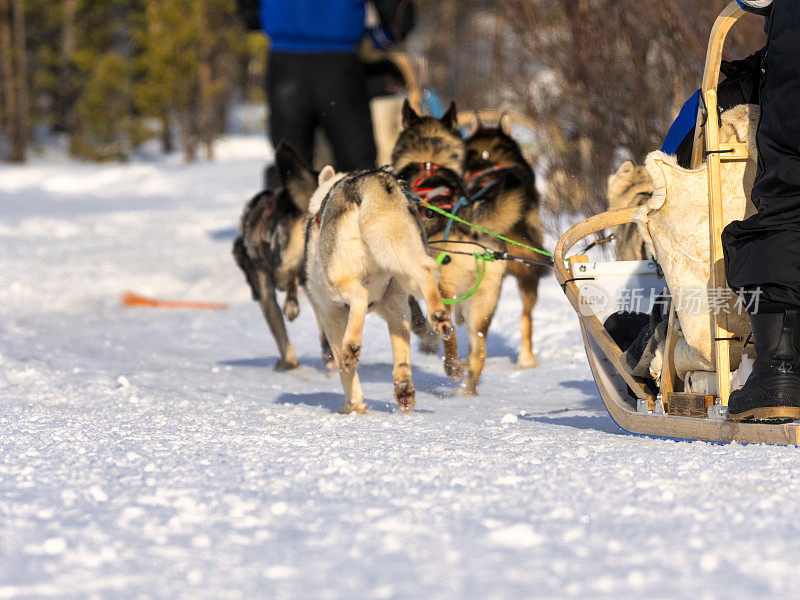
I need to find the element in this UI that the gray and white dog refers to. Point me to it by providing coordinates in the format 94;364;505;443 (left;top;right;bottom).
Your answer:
304;166;454;414
233;141;333;370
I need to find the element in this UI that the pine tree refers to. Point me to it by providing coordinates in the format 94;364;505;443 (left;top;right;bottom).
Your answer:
70;50;146;161
6;0;253;163
134;0;246;162
0;0;29;162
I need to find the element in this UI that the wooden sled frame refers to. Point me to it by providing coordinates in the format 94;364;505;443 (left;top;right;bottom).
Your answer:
555;2;800;445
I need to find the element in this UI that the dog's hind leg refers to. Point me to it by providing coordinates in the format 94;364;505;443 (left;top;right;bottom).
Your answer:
515;273;540;370
257;272;298;370
442;318;464;381
320;334;334;373
283;277;300;321
411;265;454;341
406;265;458;379
322;307;366;414
437;286;464;381
233;237;261;301
379;294;415;412
408;296;440;355
434;279;463;381
462;276;503;396
308;300;336;373
340;280;369;370
462;315;491;396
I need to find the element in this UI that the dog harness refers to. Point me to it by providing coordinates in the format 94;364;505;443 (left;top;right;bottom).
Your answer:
464;162;512;184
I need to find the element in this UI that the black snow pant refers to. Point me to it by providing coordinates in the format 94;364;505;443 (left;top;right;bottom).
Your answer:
722;0;800;311
267;51;377;172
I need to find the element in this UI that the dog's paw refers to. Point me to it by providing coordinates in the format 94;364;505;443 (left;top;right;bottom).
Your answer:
341;343;361;369
284;299;300;321
276;358;299;371
444;357;465;381
458;381;478;397
394;380;416;412
338;403;367;415
430;311;454;340
516;353;538;370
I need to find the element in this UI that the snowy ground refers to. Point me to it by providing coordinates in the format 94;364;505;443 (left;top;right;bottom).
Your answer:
2;137;800;600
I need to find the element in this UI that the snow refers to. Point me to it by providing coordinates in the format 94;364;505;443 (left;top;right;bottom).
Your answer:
2;136;800;599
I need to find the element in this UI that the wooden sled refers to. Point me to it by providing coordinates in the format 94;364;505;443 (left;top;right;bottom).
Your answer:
555;2;800;446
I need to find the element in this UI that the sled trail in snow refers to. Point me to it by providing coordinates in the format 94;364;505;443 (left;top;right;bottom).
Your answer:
1;136;800;600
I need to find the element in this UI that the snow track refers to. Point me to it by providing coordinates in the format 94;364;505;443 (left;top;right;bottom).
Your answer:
2;137;800;599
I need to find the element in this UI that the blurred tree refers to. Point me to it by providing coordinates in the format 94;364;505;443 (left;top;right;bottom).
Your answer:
0;0;29;162
6;0;253;163
135;0;245;162
70;50;146;161
411;0;765;216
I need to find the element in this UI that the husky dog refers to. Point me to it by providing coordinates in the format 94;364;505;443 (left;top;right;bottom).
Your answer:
606;160;653;261
464;115;548;369
393;100;507;395
233;141;333;370
304;166;454;414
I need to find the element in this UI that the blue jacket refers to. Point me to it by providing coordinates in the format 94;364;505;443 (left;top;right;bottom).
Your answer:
259;0;366;53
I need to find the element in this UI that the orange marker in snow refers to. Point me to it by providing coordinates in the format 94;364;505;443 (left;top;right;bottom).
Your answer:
121;291;229;310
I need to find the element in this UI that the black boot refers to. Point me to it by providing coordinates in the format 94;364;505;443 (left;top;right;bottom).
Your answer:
728;310;800;423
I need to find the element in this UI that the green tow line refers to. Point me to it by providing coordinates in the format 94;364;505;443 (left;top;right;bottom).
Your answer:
438;251;495;305
418;199;555;259
404;188;559;305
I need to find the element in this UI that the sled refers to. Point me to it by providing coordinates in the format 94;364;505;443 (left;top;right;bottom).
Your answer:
555;2;800;446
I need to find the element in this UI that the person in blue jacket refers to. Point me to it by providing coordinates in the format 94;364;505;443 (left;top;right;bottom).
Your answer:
722;0;800;422
237;0;414;176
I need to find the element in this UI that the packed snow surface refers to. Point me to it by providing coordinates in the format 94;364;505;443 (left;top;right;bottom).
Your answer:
2;136;800;600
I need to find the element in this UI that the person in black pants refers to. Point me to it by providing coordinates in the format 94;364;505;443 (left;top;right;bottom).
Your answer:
722;0;800;422
267;52;376;173
236;0;414;176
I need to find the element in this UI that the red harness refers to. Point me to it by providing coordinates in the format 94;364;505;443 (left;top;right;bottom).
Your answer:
464;162;510;188
409;162;459;210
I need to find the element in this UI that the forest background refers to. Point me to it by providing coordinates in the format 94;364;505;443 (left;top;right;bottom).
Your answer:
0;0;765;212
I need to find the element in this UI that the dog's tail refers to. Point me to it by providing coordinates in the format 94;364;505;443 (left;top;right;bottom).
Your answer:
471;182;526;235
357;172;435;276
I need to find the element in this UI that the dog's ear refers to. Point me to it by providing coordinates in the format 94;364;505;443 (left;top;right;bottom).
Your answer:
465;111;481;138
440;102;457;130
402;99;421;129
275;141;316;211
319;165;336;186
499;112;513;136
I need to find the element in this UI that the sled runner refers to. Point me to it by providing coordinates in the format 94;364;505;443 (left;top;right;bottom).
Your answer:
555;2;800;445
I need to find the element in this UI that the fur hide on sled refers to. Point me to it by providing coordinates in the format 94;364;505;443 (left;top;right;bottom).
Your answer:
633;104;759;381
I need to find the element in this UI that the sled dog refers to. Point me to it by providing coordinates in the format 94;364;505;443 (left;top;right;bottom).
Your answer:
233;142;333;370
464;115;548;369
393;100;507;395
304;166;454;414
